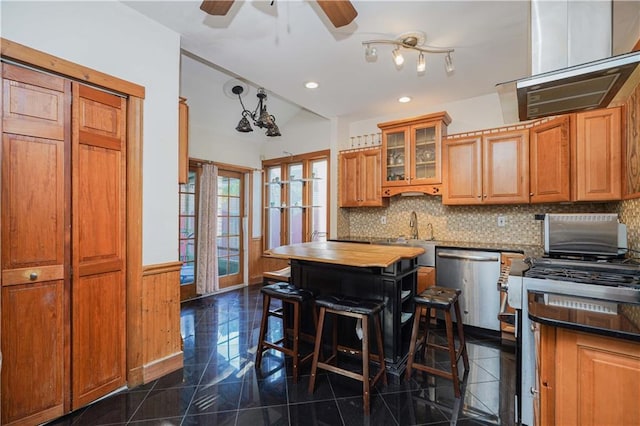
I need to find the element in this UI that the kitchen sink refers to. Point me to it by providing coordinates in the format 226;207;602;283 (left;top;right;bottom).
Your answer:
373;238;435;266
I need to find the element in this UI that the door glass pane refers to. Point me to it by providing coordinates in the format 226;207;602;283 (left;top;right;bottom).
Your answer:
268;208;281;249
179;170;197;286
229;178;240;196
218;258;228;276
218;196;228;217
414;125;436;180
311;160;327;241
228;256;240;274
218;176;229;196
229;197;240;216
289;206;303;244
229;217;240;236
217;236;229;256
386;130;406;181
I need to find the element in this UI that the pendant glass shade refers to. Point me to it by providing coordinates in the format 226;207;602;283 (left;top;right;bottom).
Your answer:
256;108;275;128
266;123;281;137
236;115;253;132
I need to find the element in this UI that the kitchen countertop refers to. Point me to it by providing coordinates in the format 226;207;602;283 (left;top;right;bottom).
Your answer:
264;241;424;268
333;236;544;258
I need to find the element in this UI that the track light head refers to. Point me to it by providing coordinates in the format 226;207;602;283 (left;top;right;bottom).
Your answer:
392;48;404;66
417;52;426;73
445;52;455;73
365;44;378;62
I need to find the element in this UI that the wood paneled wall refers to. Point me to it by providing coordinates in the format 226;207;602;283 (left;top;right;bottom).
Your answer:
139;262;183;383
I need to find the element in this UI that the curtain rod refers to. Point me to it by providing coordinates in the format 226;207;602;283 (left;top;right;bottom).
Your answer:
189;157;260;172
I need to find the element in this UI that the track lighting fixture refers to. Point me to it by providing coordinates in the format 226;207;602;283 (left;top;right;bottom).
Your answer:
232;85;281;137
362;31;454;75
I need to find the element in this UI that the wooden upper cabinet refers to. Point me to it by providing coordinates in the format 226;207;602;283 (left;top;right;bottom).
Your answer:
442;136;483;204
379;111;450;190
339;148;385;207
529;116;571;203
572;107;622;201
178;97;189;184
483;130;529;203
443;129;529;204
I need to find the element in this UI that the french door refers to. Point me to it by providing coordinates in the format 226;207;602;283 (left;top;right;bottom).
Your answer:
217;170;244;289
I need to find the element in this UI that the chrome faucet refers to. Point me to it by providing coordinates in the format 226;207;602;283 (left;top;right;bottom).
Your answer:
409;211;419;239
425;222;434;240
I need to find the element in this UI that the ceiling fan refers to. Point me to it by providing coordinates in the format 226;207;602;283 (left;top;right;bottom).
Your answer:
200;0;358;28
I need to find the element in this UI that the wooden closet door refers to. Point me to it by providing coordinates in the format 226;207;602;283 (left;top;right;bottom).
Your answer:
71;83;126;408
1;63;70;425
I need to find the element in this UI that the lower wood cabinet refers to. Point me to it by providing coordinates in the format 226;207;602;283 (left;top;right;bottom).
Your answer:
339;148;386;207
538;325;640;426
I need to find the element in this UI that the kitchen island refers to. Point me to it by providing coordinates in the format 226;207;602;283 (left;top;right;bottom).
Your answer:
265;241;425;377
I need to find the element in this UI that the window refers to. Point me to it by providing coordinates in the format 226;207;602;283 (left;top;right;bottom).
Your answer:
179;169;198;285
263;150;329;249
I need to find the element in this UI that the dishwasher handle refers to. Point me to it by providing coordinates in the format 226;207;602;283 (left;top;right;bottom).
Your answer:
437;252;500;262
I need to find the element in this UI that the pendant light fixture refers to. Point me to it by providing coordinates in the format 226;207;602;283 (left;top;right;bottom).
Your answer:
231;85;281;137
362;31;454;75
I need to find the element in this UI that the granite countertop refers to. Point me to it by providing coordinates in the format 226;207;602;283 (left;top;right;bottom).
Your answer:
333;236;544;258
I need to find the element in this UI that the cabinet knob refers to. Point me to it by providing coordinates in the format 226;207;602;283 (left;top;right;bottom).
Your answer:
29;272;38;281
530;192;534;196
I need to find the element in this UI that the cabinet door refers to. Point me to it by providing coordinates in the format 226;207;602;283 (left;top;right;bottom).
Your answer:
339;151;360;207
359;149;383;206
483;130;529;204
1;63;70;425
382;127;409;186
411;122;441;184
573;107;622;201
530;116;570;203
555;328;640;426
71;83;126;408
442;136;483;204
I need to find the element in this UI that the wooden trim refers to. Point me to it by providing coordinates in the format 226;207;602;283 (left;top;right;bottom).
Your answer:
126;96;144;387
190;157;257;173
1;38;145;99
142;261;182;276
633;38;640;52
141;352;183;383
262;149;330;166
378;111;452;129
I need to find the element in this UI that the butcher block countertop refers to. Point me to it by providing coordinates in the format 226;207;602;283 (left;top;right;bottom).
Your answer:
265;241;425;268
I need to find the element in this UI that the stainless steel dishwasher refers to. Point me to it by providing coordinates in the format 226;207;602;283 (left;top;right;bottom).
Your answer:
435;248;501;331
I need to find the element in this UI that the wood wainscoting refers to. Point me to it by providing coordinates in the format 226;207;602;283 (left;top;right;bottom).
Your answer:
136;262;184;383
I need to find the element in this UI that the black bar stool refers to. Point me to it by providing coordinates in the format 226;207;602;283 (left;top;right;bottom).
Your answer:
255;282;315;383
405;286;469;397
308;295;387;414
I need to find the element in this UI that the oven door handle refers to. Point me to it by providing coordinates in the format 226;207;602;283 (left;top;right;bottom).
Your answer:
437;252;500;262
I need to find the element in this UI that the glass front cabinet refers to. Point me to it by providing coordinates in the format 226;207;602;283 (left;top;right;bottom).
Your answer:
379;111;451;191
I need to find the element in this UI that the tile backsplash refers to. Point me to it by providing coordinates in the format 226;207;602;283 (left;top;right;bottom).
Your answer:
339;196;617;247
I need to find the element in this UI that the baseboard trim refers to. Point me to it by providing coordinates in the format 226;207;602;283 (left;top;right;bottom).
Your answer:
141;352;184;383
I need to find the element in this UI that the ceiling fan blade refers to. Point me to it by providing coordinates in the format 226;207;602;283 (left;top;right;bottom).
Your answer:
200;0;235;15
316;1;357;28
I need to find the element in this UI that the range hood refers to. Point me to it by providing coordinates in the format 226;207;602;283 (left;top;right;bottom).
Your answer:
497;0;640;122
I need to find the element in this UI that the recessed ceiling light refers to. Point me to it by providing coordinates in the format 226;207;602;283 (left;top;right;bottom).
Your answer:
305;81;319;89
398;96;412;103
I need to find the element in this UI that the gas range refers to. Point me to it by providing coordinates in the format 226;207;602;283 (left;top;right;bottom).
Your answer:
523;257;640;288
506;257;640;425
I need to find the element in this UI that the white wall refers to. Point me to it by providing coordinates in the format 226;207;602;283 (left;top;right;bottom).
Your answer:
260;108;332;160
2;1;181;265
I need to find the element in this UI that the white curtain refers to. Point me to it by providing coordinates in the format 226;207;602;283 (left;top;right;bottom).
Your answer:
196;163;218;295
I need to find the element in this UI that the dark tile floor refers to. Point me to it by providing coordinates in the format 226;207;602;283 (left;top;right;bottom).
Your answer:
48;285;516;426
